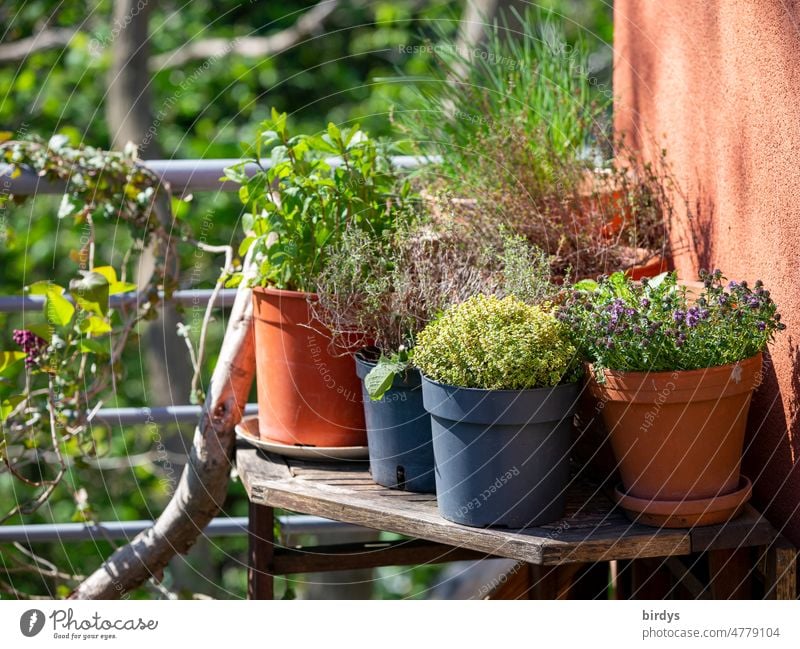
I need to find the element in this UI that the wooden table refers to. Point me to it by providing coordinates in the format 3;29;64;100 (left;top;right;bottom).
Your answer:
236;444;797;600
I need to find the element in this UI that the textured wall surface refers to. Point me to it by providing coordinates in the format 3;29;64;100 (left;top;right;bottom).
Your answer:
614;1;800;546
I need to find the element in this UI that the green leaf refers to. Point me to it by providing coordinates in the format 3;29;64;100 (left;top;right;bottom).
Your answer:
364;358;408;400
0;352;26;373
28;281;64;296
79;316;112;335
69;271;110;316
223;162;248;184
108;281;137;295
573;279;598;292
0;396;24;421
326;122;341;145
239;236;255;256
224;274;243;288
28;324;52;342
44;291;75;327
91;266;117;284
79;339;108;355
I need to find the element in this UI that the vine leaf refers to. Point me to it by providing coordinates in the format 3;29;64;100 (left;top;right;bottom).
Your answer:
79;316;112;336
69;272;110;317
0;396;25;421
0;351;26;373
44;291;75;327
109;281;137;295
79;339;108;355
91;266;117;284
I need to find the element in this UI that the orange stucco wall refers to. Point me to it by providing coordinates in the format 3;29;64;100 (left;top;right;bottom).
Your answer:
614;1;800;546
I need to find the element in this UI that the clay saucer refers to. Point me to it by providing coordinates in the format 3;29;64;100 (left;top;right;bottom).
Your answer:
614;476;752;528
235;416;369;462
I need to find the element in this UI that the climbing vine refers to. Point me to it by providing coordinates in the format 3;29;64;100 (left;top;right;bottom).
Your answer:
0;135;178;526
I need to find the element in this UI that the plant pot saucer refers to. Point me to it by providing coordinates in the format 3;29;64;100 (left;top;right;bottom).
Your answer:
235;416;369;462
614;476;752;528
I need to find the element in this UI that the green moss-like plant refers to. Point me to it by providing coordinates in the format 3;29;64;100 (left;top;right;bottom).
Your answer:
413;295;578;390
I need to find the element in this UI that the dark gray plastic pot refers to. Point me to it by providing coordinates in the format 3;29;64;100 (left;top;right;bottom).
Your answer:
421;375;579;528
355;351;435;493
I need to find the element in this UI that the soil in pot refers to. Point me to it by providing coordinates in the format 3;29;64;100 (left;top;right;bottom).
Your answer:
590;354;763;527
355;350;435;493
422;376;579;528
252;287;366;447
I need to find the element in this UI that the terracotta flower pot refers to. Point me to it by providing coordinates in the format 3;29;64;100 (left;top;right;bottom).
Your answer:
252;287;366;447
590;354;763;526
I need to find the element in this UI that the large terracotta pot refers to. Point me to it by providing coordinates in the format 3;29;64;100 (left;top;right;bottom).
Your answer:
590;354;763;527
252;287;366;447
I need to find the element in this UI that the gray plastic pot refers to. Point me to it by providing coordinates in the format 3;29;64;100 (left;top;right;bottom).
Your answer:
355;351;435;493
421;376;579;528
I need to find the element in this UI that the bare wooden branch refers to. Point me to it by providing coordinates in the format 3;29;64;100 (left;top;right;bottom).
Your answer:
0;27;77;63
150;0;338;71
69;253;257;600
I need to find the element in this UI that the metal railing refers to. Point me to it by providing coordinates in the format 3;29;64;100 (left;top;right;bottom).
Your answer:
1;157;379;544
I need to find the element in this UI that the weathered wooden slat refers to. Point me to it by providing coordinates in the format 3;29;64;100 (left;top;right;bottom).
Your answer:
236;449;789;572
248;472;691;565
690;506;776;552
273;539;489;574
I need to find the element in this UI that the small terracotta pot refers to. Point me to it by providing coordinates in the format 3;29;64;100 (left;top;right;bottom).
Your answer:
590;354;763;519
626;254;670;280
252;287;366;447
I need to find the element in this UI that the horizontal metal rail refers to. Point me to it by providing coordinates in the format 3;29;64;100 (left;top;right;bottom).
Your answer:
88;403;258;425
0;515;364;544
0;155;427;195
0;288;239;313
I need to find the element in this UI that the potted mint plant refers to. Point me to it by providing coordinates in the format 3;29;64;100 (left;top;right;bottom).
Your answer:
225;110;412;447
559;270;785;527
414;295;580;527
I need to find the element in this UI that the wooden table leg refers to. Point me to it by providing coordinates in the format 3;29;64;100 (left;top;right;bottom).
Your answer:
530;563;583;599
764;538;797;600
248;502;274;600
708;548;752;599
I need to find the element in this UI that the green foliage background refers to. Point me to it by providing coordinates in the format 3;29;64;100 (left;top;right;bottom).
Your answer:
0;0;611;599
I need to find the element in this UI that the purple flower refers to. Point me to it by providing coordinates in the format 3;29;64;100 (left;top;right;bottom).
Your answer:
12;329;47;368
673;310;685;323
640;298;650;308
757;321;766;331
728;281;739;289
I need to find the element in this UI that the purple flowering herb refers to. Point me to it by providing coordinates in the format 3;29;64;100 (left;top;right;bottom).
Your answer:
12;329;48;368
